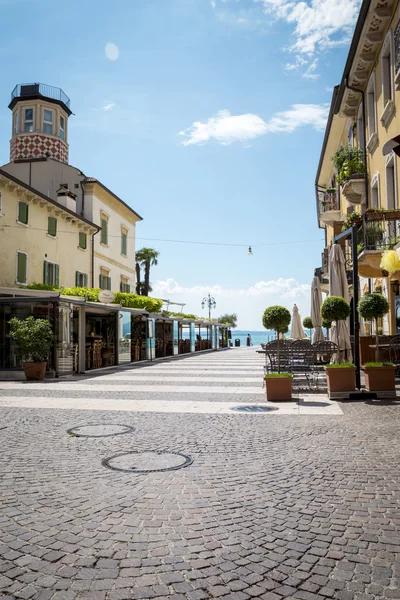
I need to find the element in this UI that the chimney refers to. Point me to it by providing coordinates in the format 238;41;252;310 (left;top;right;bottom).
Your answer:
56;187;77;212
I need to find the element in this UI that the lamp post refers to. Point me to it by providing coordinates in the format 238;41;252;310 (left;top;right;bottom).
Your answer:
201;293;216;319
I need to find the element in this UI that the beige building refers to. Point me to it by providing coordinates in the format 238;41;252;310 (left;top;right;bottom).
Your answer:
2;83;142;292
316;0;400;336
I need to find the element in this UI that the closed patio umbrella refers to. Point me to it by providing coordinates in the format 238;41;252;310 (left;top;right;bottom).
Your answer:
328;244;352;362
290;304;306;339
311;276;324;343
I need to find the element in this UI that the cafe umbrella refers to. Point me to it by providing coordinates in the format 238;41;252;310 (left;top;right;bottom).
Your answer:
311;276;324;343
328;244;352;362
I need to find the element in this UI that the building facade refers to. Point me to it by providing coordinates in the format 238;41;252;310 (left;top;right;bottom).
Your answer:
316;0;400;337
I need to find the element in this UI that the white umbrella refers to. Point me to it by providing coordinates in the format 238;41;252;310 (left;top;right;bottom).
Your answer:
328;244;352;362
311;276;324;343
290;304;306;339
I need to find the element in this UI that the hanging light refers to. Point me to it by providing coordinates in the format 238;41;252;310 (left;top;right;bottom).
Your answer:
248;246;253;255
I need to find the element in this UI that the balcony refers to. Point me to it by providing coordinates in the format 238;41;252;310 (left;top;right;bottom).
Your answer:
318;190;341;224
9;83;71;114
357;210;400;277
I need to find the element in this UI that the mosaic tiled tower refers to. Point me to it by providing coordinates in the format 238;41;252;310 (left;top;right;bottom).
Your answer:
9;83;71;164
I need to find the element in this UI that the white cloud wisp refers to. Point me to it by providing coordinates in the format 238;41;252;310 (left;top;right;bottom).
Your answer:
179;104;329;146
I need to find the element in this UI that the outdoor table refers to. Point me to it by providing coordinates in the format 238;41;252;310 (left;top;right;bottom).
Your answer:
368;344;390;349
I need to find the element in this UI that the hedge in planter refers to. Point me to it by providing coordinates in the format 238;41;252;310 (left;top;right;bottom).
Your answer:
9;316;54;381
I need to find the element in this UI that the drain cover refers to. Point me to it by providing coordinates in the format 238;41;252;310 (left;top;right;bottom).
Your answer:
231;405;279;413
102;451;193;473
67;424;134;438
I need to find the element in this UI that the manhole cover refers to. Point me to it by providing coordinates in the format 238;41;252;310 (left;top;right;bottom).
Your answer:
67;424;134;438
102;451;193;473
231;405;279;413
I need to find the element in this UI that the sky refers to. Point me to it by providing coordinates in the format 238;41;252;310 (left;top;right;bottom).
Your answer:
0;0;362;329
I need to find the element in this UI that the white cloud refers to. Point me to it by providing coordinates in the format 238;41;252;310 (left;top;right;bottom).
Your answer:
258;0;361;56
302;58;320;80
102;103;116;111
105;42;119;61
179;104;329;146
210;0;216;7
153;278;312;329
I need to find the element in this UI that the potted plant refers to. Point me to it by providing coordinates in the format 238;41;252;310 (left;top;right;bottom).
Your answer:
320;296;356;393
332;145;365;204
358;293;396;393
9;316;54;381
302;317;314;340
262;306;292;401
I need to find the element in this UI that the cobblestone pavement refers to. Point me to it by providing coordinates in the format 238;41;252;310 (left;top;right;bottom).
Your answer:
0;349;400;600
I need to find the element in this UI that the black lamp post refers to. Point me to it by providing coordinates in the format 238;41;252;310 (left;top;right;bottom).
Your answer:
201;293;216;319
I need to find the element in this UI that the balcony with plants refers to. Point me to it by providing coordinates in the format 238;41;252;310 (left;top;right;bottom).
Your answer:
332;145;365;204
317;188;340;224
355;209;400;277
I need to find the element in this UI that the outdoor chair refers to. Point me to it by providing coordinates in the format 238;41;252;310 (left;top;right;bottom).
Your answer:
289;341;316;389
389;338;400;375
312;341;338;388
377;335;392;362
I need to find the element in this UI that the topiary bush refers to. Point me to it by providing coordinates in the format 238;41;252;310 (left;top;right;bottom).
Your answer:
303;316;314;338
262;306;291;373
321;296;351;323
358;293;389;361
322;318;332;329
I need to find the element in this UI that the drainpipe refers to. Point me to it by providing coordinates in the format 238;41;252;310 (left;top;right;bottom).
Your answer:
344;78;369;209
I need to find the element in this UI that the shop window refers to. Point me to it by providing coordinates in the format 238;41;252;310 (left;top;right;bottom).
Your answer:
23;108;34;132
75;271;88;287
43;261;59;287
16;252;27;285
100;214;108;245
43;109;53;135
18;201;29;225
121;228;128;256
78;232;87;249
48;216;57;237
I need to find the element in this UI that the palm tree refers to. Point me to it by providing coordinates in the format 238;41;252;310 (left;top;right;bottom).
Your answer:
135;248;159;296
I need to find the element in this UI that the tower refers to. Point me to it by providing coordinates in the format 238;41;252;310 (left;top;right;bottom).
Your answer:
9;83;72;164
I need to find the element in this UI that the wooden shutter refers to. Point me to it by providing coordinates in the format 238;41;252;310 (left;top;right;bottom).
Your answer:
107;276;111;291
120;282;123;292
121;233;127;255
17;253;27;284
55;264;60;288
43;261;49;284
79;232;87;249
126;284;130;293
48;217;57;236
83;274;88;287
18;202;28;224
75;271;80;286
99;274;103;289
101;219;108;244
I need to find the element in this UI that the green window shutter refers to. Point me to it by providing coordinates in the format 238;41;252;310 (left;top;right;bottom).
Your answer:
48;217;57;236
43;261;49;284
99;274;103;289
107;276;111;291
120;282;123;292
55;264;60;288
126;284;130;293
79;232;87;249
121;233;127;255
18;202;28;224
101;219;108;244
17;253;27;284
75;271;80;286
83;274;88;287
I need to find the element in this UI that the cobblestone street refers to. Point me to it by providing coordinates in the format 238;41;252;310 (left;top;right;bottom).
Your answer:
0;348;400;600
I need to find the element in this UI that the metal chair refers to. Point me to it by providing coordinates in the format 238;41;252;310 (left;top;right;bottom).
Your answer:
389;338;400;374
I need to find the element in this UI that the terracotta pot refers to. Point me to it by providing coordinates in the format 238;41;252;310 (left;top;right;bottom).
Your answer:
23;361;47;381
363;366;396;392
264;376;292;401
325;367;356;392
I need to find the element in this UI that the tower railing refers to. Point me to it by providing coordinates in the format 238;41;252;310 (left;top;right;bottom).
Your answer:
11;83;70;109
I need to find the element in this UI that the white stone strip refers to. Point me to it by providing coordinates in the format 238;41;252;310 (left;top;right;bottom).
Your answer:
88;376;262;383
0;396;342;415
0;383;266;394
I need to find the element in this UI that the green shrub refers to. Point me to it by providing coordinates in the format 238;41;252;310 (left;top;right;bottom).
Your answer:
262;306;291;333
364;362;394;368
9;316;54;362
325;362;355;369
358;293;389;321
321;296;351;323
264;373;292;378
26;283;59;291
61;286;101;301
322;318;332;329
303;316;314;330
113;292;163;313
170;312;199;319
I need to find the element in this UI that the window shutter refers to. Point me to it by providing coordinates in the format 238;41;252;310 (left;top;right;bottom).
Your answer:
75;271;80;286
79;232;87;249
55;264;60;288
19;202;28;224
17;253;27;284
121;233;127;255
120;282;123;292
101;219;108;244
126;284;130;293
43;261;49;284
83;274;88;287
99;274;103;289
107;276;111;291
48;217;57;236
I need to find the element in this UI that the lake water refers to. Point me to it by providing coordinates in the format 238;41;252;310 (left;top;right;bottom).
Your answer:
231;330;276;347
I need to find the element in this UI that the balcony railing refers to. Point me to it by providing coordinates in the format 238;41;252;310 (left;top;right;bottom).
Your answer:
357;210;400;253
395;19;400;77
11;83;70;109
318;190;340;216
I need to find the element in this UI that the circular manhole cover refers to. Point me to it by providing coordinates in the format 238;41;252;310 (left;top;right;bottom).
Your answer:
67;424;134;438
102;451;193;473
231;405;279;413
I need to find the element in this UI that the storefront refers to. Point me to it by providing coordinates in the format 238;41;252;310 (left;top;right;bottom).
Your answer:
154;317;174;359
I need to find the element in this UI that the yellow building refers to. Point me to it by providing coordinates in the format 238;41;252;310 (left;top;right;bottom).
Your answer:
316;0;400;336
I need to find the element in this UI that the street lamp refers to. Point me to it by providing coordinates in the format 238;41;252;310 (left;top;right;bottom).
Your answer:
201;293;216;319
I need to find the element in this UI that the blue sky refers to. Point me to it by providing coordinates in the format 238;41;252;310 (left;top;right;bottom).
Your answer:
0;0;362;329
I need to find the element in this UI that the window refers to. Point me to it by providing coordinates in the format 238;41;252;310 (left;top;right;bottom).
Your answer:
59;115;65;140
382;32;394;106
18;201;29;224
100;214;108;245
386;152;397;209
370;173;380;208
78;232;87;249
48;216;57;237
43;261;59;287
43;109;53;134
75;271;88;287
120;276;130;293
366;73;378;151
121;228;128;256
348;124;354;147
356;104;365;151
23;108;34;132
16;252;27;285
99;269;111;290
14;111;18;134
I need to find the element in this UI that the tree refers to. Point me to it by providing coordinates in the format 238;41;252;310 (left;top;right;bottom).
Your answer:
321;296;351;363
218;313;238;328
302;316;314;339
358;293;389;362
262;306;291;373
135;248;159;297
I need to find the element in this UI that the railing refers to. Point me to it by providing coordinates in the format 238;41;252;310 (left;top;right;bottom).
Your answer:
395;19;400;77
357;211;400;253
11;83;70;109
318;190;340;216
